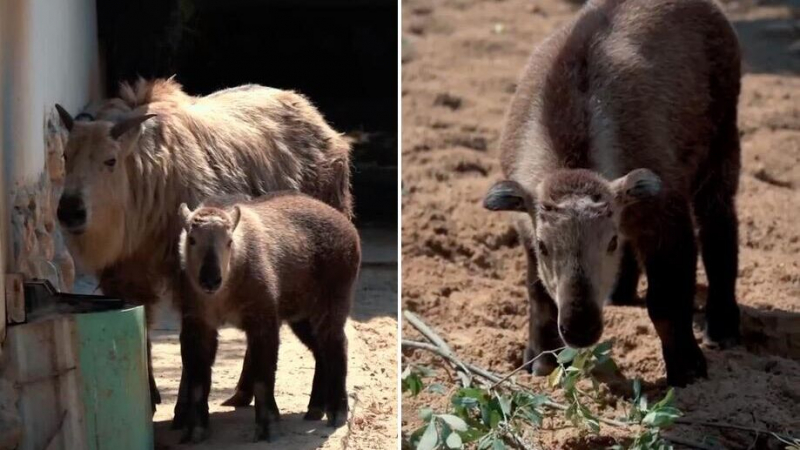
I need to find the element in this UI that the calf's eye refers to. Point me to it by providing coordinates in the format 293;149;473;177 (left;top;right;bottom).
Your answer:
607;235;618;253
227;239;233;248
104;158;117;167
188;236;196;246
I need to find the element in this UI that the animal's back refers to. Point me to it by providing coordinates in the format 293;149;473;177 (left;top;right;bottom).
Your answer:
501;0;740;193
233;193;360;322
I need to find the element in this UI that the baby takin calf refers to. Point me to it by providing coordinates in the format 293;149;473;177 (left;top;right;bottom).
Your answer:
484;0;742;386
175;193;360;442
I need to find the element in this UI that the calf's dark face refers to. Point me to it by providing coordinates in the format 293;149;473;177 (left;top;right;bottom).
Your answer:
484;169;661;348
179;204;241;296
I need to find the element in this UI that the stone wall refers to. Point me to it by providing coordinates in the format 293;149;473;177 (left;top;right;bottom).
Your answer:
8;112;75;292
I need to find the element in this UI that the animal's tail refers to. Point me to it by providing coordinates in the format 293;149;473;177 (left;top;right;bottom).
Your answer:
117;76;190;109
329;154;355;221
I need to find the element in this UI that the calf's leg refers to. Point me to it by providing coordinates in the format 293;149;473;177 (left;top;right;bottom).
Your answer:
176;318;218;443
694;120;742;348
289;319;326;421
320;325;349;427
245;320;280;441
634;197;707;387
221;349;255;407
608;241;641;306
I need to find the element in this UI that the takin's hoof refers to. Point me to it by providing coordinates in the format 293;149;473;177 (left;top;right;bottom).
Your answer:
703;317;741;350
221;390;253;407
303;407;325;421
665;346;708;387
179;426;209;444
254;423;272;442
326;407;349;428
523;347;558;376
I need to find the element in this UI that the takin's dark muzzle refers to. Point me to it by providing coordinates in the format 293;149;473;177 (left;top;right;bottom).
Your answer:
198;252;222;293
557;276;604;348
57;193;87;233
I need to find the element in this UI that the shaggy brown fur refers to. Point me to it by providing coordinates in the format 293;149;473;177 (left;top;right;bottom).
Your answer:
484;0;741;386
174;192;360;442
55;78;353;409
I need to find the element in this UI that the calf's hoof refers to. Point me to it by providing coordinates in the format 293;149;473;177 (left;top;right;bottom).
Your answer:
254;422;272;442
326;406;349;428
523;346;557;376
664;344;707;387
703;308;741;350
304;407;325;421
221;389;253;407
179;426;209;444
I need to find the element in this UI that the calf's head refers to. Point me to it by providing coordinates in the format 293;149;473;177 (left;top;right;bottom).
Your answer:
54;104;155;235
178;204;241;295
484;169;661;348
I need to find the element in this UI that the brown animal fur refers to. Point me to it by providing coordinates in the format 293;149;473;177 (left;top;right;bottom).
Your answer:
175;192;360;442
55;78;353;409
484;0;741;386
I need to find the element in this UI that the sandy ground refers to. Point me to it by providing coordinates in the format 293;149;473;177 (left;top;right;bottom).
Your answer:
401;0;800;448
144;228;398;449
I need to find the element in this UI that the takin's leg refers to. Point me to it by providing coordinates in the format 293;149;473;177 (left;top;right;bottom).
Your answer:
520;228;563;376
176;318;218;443
244;318;280;441
633;196;707;387
608;241;641;306
693;118;742;348
220;349;255;407
289;319;326;421
319;323;349;427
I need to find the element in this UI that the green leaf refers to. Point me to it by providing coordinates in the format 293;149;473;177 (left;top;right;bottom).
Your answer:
557;347;579;364
642;408;680;428
417;420;439;450
438;414;468;432
633;379;642;401
489;409;502;429
653;388;675;409
593;340;613;357
419;407;434;422
428;383;447;395
492;438;506;450
445;431;463;449
547;366;563;388
498;396;512;416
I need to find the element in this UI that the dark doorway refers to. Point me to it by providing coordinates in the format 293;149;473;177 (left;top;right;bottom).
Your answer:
96;0;398;226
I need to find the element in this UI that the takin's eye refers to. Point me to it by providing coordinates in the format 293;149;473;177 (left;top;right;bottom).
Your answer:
104;158;117;168
188;236;196;246
537;240;549;257
227;239;232;248
607;235;618;253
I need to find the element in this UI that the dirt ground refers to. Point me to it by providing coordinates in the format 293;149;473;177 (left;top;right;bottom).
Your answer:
143;228;398;449
401;0;800;448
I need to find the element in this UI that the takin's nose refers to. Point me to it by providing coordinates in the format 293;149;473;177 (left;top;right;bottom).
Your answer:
57;194;87;232
199;264;222;293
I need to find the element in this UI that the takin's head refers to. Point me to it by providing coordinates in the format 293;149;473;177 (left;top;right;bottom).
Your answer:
484;168;661;348
54;104;156;236
178;203;241;296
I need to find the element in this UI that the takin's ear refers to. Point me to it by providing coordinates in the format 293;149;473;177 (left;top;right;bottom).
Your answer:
229;206;242;231
483;180;531;212
610;169;662;205
110;113;157;140
55;104;74;132
179;203;192;228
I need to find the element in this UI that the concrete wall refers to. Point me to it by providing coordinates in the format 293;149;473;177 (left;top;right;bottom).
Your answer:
0;0;101;290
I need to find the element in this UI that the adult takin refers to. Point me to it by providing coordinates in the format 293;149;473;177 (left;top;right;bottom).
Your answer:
54;78;352;409
483;0;742;386
175;193;360;442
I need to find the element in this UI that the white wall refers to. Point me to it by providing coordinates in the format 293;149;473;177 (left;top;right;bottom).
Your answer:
1;0;101;188
0;0;100;286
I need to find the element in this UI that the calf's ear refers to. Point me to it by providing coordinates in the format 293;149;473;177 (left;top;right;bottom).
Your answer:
179;203;192;228
483;180;531;212
229;206;241;231
110;114;157;140
610;169;661;205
